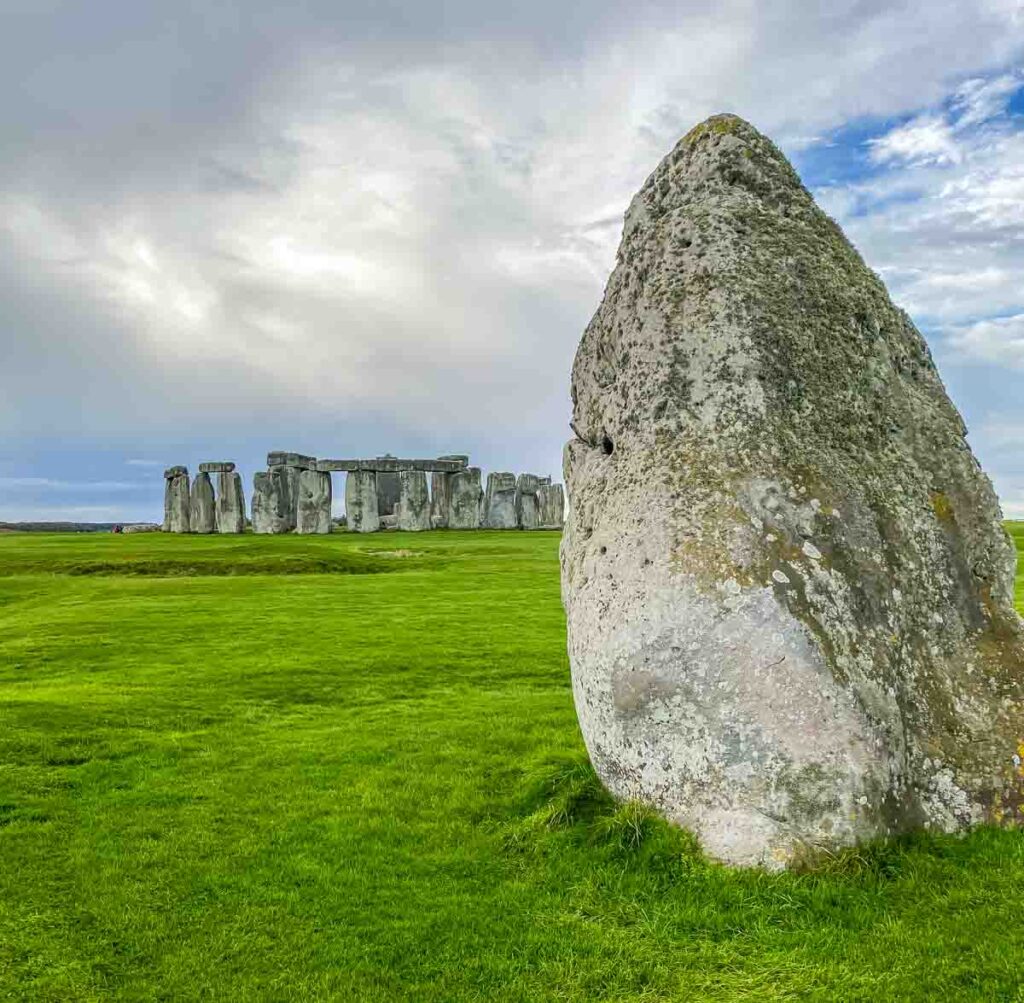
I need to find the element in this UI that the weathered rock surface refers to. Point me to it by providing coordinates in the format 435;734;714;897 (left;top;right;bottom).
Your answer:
163;468;191;533
216;472;246;534
268;465;300;531
376;458;401;517
346;470;379;533
252;470;292;534
562;113;1024;868
296;469;333;534
199;462;235;474
448;468;483;529
123;523;161;534
267;451;317;470
430;456;469;528
189;473;216;534
538;481;565;530
484;472;518;529
516;474;542;530
397;471;431;531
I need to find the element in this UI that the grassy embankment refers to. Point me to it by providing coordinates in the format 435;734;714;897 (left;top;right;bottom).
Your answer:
1;526;1022;1001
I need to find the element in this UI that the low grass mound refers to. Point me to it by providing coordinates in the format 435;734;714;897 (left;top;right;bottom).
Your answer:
0;527;1021;1001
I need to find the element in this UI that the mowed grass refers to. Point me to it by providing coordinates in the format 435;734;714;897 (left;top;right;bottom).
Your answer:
0;527;1022;1002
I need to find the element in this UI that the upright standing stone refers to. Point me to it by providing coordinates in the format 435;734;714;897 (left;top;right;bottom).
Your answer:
537;481;565;530
431;455;469;529
562;114;1024;868
516;474;542;530
189;472;216;534
266;453;316;532
252;470;291;534
376;457;402;517
484;472;518;529
163;466;191;533
346;470;379;533
448;467;483;529
216;472;246;534
296;469;333;534
397;470;431;531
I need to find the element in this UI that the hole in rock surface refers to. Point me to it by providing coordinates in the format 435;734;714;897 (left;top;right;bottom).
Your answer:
601;433;614;456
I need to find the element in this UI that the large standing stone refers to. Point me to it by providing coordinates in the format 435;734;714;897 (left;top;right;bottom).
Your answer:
431;455;469;529
296;469;333;535
269;465;301;531
448;467;483;529
397;470;430;531
252;470;292;534
484;472;518;529
216;472;246;534
163;466;191;533
376;458;401;517
516;474;542;530
189;472;216;534
346;470;379;533
562;114;1024;868
537;481;565;530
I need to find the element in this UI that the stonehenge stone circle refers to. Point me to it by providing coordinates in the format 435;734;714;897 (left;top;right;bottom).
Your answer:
516;474;542;531
397;470;431;531
216;471;246;534
346;470;379;533
448;467;483;529
484;472;518;529
159;454;560;534
296;469;333;535
561;114;1024;868
163;466;191;533
189;472;216;534
376;459;402;517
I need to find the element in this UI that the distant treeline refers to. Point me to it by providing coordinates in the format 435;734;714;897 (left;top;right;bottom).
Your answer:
0;522;118;533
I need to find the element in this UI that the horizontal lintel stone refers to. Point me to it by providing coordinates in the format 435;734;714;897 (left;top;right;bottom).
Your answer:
199;462;236;473
266;452;317;470
317;457;469;473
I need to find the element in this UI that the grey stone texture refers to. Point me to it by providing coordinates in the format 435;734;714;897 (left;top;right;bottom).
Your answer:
296;469;333;535
189;473;216;534
346;470;379;533
516;474;542;530
448;467;483;529
216;471;246;534
269;464;300;531
430;456;469;529
377;466;401;517
163;469;191;533
317;457;468;473
251;469;292;534
199;462;235;474
561;114;1024;869
538;482;565;530
484;472;518;529
397;470;431;531
267;452;317;471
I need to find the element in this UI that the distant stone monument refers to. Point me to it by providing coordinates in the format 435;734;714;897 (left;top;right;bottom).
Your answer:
189;472;216;534
537;479;565;530
163;466;191;533
483;472;517;529
296;469;332;534
515;474;542;531
206;464;245;535
345;470;378;533
397;470;431;531
448;467;483;529
561;113;1024;868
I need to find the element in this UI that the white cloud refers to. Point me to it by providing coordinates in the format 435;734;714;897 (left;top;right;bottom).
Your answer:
947;313;1024;368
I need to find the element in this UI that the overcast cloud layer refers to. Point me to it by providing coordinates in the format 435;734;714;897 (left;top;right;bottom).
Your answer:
2;0;1024;521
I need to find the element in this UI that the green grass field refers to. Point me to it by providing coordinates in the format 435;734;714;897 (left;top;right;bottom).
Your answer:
1;526;1022;1001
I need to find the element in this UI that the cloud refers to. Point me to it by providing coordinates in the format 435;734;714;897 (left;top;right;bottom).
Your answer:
1;1;1024;520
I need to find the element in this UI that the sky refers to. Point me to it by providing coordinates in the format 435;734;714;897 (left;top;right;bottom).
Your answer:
2;0;1023;522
